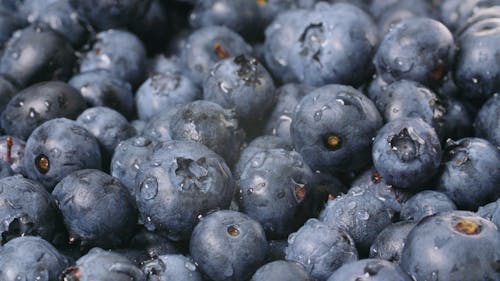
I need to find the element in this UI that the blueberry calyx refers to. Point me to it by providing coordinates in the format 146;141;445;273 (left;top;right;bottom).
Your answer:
323;133;342;151
227;225;240;237
233;55;260;85
214;43;230;59
454;219;481;235
35;154;50;174
388;128;422;162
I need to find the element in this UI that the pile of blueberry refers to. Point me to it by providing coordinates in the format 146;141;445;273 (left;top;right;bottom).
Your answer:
0;0;499;280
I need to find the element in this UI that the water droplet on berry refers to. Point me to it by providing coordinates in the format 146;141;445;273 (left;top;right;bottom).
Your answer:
140;177;158;200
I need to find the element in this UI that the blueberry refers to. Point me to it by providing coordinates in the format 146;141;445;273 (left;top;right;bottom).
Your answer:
129;229;179;258
372;118;442;189
400;190;457;222
319;190;395;253
52;169;138;249
169;100;245;166
76;106;136;165
69;0;152;30
290;84;383;173
440;0;500;31
189;210;268;281
477;198;500;228
203;55;277;127
60;247;145;281
238;149;315;239
69;70;135;117
0;236;70;281
234;135;293;179
436;138;500;210
372;80;446;135
0;23;76;87
0;9;26;49
23;118;102;190
251;260;312;281
0;175;59;244
1;81;87;140
140;109;178;142
0;135;25;174
0;159;12;178
135;72;201;121
369;221;417;264
350;168;411;213
134;140;234;241
31;0;90;48
374;17;454;87
474;94;500;147
110;136;156;196
375;1;435;38
285;218;358;280
142;254;202;281
264;2;378;87
189;0;261;40
440;97;474;141
264;83;314;142
327;259;413;281
180;26;252;85
0;75;18;116
400;211;500;281
79;29;147;87
454;18;500;101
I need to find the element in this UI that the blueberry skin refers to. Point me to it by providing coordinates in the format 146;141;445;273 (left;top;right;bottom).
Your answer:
142;254;202;281
180;26;252;85
264;83;314;142
136;72;201;121
234;135;293;179
111;136;156;196
1;81;87;140
0;23;76;87
265;240;288;262
477;199;500;228
369;221;417;264
135;140;234;241
0;160;13;178
69;0;151;30
129;229;179;258
169;100;245;167
76;106;136;162
286;219;358;281
401;211;500;281
375;1;434;38
60;247;145;281
131;120;147;136
373;80;446;134
0;175;59;244
203;55;277;125
69;70;135;117
0;10;26;49
0;135;25;174
440;97;474;141
32;0;90;48
440;0;500;31
189;210;268;281
189;0;261;39
23;118;102;190
0;75;18;116
238;149;315;239
264;2;378;87
327;259;413;281
251;260;312;281
455;18;500;101
436;138;500;210
291;84;383;173
0;236;70;281
52;169;138;249
80;29;147;87
319;190;395;252
141;109;177;142
372;118;442;189
400;190;457;222
350;167;411;213
128;0;169;54
147;54;184;76
374;17;454;87
474;94;500;147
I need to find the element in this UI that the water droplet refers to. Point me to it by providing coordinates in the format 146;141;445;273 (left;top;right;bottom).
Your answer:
184;262;197;272
133;137;151;147
347;201;357;210
357;210;370;220
314;110;322;121
288;233;296;244
28;108;37;118
218;81;232;94
250;152;266;168
11;52;19;59
140;177;159;200
472;77;478;84
223;264;234;277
